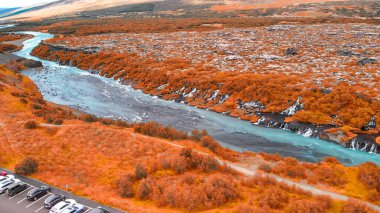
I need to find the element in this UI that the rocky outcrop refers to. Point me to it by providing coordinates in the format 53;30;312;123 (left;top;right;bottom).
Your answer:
266;25;294;31
362;115;377;130
285;48;297;55
43;43;100;54
357;58;377;66
336;50;354;57
281;96;303;116
17;58;42;68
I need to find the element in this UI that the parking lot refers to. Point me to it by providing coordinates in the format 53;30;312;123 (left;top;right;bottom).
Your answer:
0;169;125;213
0;182;92;213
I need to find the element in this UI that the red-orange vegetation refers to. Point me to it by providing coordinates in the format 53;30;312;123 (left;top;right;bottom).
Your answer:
0;65;378;212
307;164;347;187
14;157;38;176
260;155;380;206
24;120;38;129
0;43;19;53
357;162;380;202
286;196;332;213
116;173;135;198
0;34;24;42
343;199;377;213
35;17;378;36
270;157;307;179
133;122;189;141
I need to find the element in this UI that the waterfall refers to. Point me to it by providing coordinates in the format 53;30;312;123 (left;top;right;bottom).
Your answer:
350;139;359;150
360;142;368;152
303;128;313;137
207;90;219;101
369;143;377;153
254;117;265;125
281;96;303;116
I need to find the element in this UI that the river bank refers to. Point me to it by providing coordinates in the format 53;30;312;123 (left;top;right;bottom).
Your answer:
30;40;380;155
12;31;380;165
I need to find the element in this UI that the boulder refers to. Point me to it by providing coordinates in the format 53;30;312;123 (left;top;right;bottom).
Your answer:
357;58;377;66
285;48;298;55
336;50;354;57
16;58;43;68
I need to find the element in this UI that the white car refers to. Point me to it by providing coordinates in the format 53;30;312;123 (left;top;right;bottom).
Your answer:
62;203;85;213
50;199;77;213
0;179;19;194
0;175;15;183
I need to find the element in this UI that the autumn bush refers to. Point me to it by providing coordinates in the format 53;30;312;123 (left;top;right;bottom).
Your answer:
258;187;289;209
0;43;18;53
137;174;239;211
80;114;98;122
357;162;380;202
137;178;152;200
286;196;332;213
15;157;38;176
271;157;306;179
24;120;38;129
116;173;135;198
156;148;221;174
358;162;380;190
307;164;347;187
135;164;148;180
133;121;189;140
342;199;374;213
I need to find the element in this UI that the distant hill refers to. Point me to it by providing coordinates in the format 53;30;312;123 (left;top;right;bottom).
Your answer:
0;8;20;15
1;0;379;20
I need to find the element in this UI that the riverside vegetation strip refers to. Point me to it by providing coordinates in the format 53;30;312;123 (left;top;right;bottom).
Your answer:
31;21;380;154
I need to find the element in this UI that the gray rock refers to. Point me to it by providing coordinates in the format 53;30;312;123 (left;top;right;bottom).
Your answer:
358;58;377;66
337;50;354;57
285;48;297;55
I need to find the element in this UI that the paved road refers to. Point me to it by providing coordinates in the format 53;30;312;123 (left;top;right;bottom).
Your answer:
0;168;125;213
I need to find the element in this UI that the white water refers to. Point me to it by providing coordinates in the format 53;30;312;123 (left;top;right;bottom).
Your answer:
15;31;380;166
0;24;15;29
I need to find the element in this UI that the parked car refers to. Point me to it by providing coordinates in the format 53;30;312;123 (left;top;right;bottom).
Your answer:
62;203;85;213
27;185;50;201
0;175;15;183
0;171;7;176
0;179;19;194
6;182;27;196
88;207;111;213
50;199;77;213
44;194;66;209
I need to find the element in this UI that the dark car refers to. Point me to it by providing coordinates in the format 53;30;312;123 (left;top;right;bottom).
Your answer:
7;182;27;196
27;185;50;201
88;207;111;213
44;194;66;209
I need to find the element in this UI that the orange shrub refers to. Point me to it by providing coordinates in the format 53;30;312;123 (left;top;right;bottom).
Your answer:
15;157;38;176
342;199;375;213
116;173;135;198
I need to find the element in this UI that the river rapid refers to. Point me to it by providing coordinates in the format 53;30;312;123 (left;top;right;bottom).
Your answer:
13;31;380;166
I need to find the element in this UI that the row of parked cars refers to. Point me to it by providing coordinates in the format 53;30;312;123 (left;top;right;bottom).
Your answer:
0;171;111;213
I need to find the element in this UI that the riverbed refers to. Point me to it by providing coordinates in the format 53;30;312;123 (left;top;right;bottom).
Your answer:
14;31;380;166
